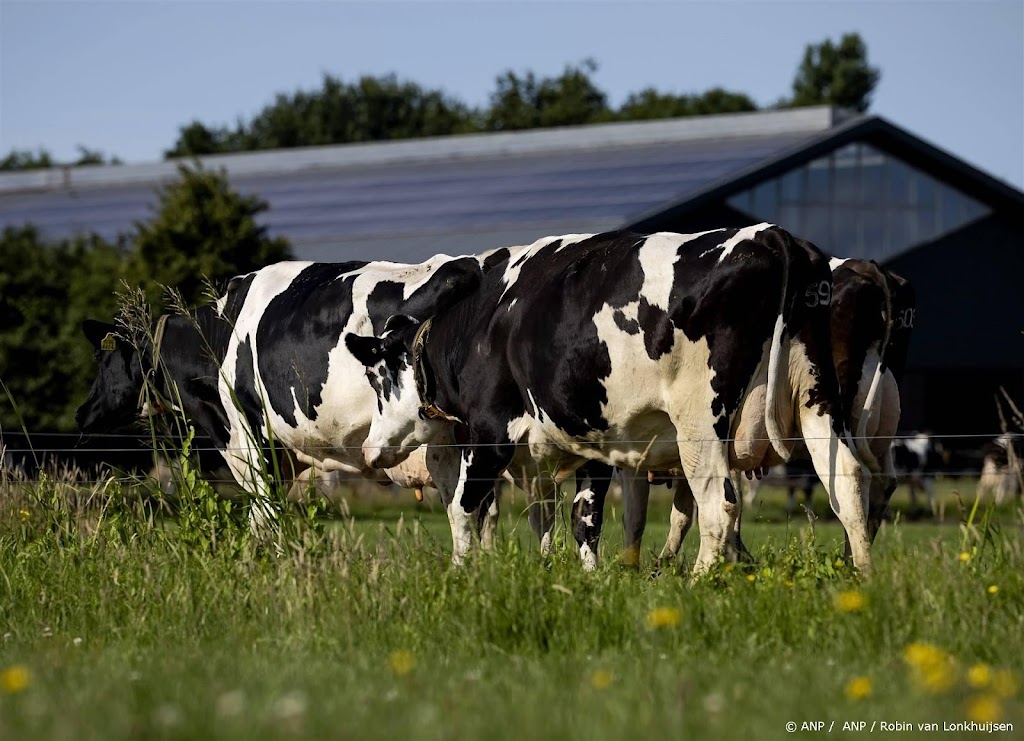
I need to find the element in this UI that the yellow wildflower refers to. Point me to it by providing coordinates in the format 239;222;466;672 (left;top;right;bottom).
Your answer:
18;509;30;521
966;663;992;689
903;642;955;694
0;665;30;693
845;676;872;701
991;670;1018;699
903;642;946;668
965;695;1002;724
958;551;972;562
746;574;755;583
645;607;682;630
834;590;866;613
987;585;999;595
591;670;613;690
388;650;415;677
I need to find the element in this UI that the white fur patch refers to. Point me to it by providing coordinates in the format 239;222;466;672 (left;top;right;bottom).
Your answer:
706;222;773;263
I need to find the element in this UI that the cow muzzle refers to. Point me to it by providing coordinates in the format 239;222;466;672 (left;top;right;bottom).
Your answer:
364;441;404;470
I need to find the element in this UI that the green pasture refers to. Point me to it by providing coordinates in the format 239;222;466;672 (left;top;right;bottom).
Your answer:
0;474;1021;740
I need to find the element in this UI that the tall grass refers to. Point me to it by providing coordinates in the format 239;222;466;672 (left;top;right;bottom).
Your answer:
0;466;1021;739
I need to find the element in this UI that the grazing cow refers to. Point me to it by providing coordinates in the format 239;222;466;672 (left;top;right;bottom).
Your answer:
76;254;497;537
891;433;945;515
976;434;1022;505
346;225;874;575
634;257;915;565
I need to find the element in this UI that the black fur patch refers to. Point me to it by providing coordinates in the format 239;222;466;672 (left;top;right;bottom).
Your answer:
255;263;365;427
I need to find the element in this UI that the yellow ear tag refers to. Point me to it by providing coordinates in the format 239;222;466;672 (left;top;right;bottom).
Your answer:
101;333;117;351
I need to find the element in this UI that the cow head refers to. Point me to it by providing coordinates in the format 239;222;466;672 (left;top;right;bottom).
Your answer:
346;314;446;469
75;319;146;433
345;255;486;469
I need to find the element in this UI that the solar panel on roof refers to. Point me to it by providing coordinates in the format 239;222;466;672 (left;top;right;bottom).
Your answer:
0;130;815;261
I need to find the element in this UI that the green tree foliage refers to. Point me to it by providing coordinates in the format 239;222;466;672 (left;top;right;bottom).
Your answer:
166;74;476;157
0;149;54;171
790;32;881;112
619;87;758;120
0;226;129;431
128;164;292;309
0;146;121;171
484;60;610;131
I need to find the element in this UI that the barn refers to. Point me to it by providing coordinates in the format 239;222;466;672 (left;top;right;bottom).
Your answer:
1;105;1021;438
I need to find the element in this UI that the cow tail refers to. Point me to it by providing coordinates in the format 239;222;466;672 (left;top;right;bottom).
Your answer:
853;268;893;471
765;230;793;462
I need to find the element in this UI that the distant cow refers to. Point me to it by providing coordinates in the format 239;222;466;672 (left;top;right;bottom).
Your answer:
976;434;1021;505
76;254;496;539
891;433;946;515
347;225;874;575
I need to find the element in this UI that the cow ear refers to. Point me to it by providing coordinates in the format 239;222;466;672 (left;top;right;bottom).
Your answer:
383;314;419;335
83;320;117;348
345;333;384;367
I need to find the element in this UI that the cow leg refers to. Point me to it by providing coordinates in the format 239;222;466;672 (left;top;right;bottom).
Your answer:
729;472;753;561
620;468;651;567
658;477;695;564
799;410;872;573
571;460;612;571
476;485;500;550
447;440;513;565
675;432;739;577
868;446;897;543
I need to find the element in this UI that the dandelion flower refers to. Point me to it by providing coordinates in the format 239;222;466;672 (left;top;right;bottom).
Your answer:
591;670;613;690
389;650;415;677
965;695;1002;724
0;665;30;694
958;551;972;562
903;642;946;669
966;663;992;689
845;676;872;701
746;574;755;583
903;642;955;694
987;585;999;595
645;607;682;630
834;590;866;613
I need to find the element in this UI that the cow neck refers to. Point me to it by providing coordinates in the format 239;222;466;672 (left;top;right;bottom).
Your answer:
137;314;171;414
412;318;463;425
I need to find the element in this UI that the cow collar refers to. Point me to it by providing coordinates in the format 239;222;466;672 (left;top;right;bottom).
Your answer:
137;314;171;415
411;318;463;425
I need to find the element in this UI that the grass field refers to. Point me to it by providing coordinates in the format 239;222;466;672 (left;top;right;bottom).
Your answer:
0;474;1021;740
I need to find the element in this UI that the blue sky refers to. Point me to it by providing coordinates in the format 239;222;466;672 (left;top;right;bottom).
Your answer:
1;1;1021;188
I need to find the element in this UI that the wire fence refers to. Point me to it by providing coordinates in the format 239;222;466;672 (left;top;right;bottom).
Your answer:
1;430;1021;489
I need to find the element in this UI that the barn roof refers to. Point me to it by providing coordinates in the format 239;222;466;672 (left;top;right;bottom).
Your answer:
0;106;849;262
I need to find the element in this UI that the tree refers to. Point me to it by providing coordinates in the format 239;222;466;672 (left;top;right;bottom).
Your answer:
0;226;129;431
165;74;476;157
0;146;121;171
0;149;54;171
790;32;880;112
484;60;610;131
128;164;292;308
619;87;757;120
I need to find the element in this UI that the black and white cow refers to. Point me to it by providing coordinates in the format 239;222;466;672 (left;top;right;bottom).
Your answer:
346;224;874;575
76;254;498;536
891;433;947;515
646;257;916;564
976;434;1022;505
